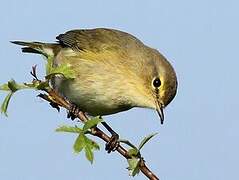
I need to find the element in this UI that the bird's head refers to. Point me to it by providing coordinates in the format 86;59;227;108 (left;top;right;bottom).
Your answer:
129;48;177;124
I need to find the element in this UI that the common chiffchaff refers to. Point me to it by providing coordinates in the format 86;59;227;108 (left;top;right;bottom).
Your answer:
12;28;177;124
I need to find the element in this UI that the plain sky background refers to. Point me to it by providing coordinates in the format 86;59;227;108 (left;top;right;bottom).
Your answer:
0;0;238;180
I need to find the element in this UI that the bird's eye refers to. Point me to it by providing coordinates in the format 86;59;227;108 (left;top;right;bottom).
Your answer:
153;77;161;88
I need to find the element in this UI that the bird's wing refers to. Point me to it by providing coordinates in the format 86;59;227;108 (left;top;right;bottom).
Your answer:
56;28;143;54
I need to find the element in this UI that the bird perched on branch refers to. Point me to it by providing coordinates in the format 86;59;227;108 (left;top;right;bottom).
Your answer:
12;28;177;124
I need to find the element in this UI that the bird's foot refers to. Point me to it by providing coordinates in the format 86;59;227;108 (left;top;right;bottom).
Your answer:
67;104;81;120
105;132;119;153
101;121;120;153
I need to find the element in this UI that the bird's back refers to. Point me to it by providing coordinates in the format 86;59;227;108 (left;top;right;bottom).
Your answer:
56;28;145;53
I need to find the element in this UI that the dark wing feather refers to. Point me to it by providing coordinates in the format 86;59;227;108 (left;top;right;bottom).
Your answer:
56;28;143;53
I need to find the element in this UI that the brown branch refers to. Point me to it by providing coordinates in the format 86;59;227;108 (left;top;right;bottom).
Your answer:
41;89;159;180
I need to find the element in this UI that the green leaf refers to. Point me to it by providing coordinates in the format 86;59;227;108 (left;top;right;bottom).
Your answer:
8;80;19;92
85;145;94;164
73;134;85;153
0;83;10;91
57;127;100;163
0;79;40;116
8;79;31;92
128;148;139;157
138;133;158;150
56;125;82;133
85;137;100;150
1;92;13;116
23;82;38;89
119;139;138;150
46;63;76;79
75;134;99;163
1;80;36;92
132;164;140;176
127;158;138;170
35;81;50;90
83;117;102;133
127;158;140;176
24;81;49;90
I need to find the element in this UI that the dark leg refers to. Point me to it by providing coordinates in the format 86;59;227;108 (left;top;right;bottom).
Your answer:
67;104;81;120
101;121;120;153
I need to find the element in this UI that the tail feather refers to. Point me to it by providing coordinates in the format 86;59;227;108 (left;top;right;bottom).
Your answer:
11;41;59;57
22;47;42;54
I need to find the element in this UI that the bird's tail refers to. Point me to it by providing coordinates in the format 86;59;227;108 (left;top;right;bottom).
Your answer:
11;41;61;58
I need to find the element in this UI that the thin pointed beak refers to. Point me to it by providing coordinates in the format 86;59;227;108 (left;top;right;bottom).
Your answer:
157;106;164;124
156;100;164;124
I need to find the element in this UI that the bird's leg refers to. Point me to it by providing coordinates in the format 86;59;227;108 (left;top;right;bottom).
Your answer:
101;121;120;153
67;103;82;120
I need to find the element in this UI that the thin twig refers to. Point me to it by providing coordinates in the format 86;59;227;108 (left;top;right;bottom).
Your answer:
40;89;159;180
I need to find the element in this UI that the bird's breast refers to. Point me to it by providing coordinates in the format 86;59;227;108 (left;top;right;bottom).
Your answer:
52;75;133;116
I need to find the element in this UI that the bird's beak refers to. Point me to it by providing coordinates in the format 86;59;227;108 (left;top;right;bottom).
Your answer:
156;100;164;124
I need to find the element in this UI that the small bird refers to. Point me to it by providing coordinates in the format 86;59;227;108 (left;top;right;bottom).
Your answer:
12;28;177;124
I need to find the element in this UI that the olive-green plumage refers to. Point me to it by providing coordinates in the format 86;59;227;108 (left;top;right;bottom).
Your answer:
12;28;177;124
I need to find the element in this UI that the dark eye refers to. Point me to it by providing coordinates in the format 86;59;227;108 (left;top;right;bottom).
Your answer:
153;77;161;88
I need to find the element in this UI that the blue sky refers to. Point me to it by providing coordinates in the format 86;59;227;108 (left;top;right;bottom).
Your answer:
0;0;239;180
